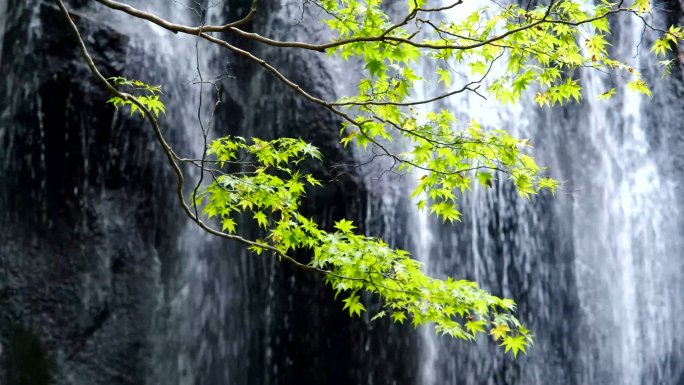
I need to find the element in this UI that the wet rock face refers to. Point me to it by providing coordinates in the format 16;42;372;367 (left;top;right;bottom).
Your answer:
4;325;55;385
0;3;171;384
0;1;417;384
3;0;684;384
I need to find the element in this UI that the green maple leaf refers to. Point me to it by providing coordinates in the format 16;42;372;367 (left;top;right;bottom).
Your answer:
627;80;652;98
130;103;143;117
221;217;237;234
139;95;166;117
586;34;611;56
355;133;372;149
496;89;517;105
401;44;422;63
247;239;267;255
396;80;411;98
468;61;488;77
490;323;510;341
365;59;387;79
301;143;322;159
106;97;123;110
591;17;610;33
598;88;616;100
342;294;366;317
476;172;494;188
650;38;671;57
561;78;583;103
334;219;357;233
253;211;268;229
392;311;407;324
437;67;452;87
465;320;488;338
305;174;322;186
431;202;461;224
512;71;534;96
500;335;529;357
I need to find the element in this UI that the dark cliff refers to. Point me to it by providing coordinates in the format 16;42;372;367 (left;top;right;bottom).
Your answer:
0;1;417;384
2;0;684;384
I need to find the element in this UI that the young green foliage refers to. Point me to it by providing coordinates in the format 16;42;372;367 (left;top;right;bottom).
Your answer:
188;132;529;348
106;77;166;117
99;0;684;359
303;0;679;357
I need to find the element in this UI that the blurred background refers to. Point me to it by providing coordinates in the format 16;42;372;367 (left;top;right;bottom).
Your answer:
1;0;683;384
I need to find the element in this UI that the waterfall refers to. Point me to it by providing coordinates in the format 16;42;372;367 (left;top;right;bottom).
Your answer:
404;1;684;384
569;12;684;385
1;0;683;384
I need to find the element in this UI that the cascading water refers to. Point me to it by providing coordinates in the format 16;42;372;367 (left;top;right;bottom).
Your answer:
404;1;684;384
1;0;683;384
565;13;684;384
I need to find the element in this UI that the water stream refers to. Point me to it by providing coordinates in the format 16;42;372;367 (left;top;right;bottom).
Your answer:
1;0;683;384
406;1;684;384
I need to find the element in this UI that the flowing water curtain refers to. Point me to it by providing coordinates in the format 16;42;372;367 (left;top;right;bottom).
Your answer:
396;0;684;384
410;0;540;383
570;8;684;385
47;0;684;383
108;2;251;383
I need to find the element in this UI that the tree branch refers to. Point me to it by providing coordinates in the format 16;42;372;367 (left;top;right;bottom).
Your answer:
55;0;431;293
